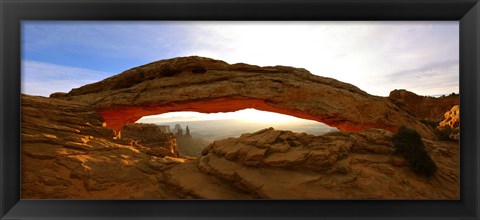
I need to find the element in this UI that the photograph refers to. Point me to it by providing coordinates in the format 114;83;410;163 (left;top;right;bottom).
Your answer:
20;21;460;199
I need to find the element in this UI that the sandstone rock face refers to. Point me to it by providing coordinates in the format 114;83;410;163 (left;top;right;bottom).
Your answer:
21;95;182;199
22;95;458;199
52;56;433;139
389;89;459;121
162;128;458;199
439;105;460;129
121;123;178;157
438;105;460;141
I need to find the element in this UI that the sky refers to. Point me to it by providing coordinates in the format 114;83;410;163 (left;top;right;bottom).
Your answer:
21;21;459;123
137;108;305;124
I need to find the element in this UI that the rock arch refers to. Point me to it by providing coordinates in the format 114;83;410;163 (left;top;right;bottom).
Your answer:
52;56;433;138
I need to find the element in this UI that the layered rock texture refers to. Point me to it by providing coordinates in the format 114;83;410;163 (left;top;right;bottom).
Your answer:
439;105;460;129
22;95;186;198
389;89;459;121
438;105;460;141
162;128;458;199
121;123;179;157
22;56;459;199
21;94;458;199
52;56;433;138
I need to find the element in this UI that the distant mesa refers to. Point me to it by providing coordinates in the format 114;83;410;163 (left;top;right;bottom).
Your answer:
158;125;171;133
51;56;434;139
171;124;205;157
173;124;182;135
388;89;459;121
172;124;192;138
185;126;192;138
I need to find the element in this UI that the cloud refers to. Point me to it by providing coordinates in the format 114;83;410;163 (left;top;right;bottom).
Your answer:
22;60;111;96
366;60;459;95
176;21;459;96
22;21;459;97
22;21;196;73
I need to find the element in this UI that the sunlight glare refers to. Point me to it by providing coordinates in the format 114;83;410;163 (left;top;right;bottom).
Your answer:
137;108;301;123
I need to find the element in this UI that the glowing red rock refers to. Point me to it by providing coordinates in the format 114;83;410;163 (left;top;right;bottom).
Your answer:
54;56;434;139
98;98;392;134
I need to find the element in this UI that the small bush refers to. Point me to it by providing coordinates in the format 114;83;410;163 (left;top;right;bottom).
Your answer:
393;126;437;176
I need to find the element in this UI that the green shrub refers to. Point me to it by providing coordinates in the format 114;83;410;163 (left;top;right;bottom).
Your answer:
393;126;437;176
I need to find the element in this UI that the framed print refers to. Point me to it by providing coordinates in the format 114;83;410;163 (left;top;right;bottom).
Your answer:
1;0;479;219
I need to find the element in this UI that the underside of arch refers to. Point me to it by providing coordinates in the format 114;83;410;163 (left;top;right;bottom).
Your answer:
98;97;383;133
53;56;434;139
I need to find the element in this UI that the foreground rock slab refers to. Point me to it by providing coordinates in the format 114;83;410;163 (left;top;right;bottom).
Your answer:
21;95;179;198
165;128;459;199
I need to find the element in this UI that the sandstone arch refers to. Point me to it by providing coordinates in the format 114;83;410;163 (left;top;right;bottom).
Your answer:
52;56;434;138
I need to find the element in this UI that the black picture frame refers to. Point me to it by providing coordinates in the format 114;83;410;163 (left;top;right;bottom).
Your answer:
1;0;479;219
